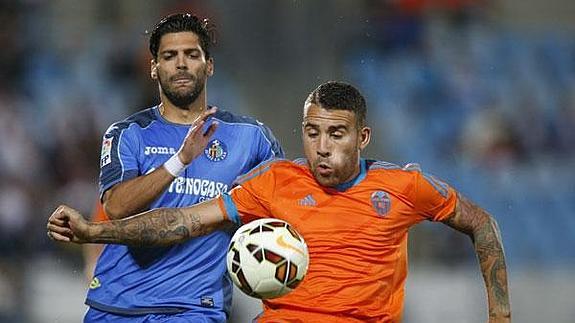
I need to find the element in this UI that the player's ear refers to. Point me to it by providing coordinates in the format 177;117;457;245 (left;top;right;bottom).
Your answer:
150;60;158;80
207;57;214;76
359;126;371;150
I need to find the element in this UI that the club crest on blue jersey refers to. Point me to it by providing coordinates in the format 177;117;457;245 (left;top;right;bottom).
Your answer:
371;191;391;216
204;139;228;162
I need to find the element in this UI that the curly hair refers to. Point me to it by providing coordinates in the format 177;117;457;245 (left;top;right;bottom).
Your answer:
148;13;215;60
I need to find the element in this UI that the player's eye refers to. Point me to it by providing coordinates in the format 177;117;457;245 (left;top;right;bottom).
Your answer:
306;131;318;138
185;49;202;59
331;132;343;139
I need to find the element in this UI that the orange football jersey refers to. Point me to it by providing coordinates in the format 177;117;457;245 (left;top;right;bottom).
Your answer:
218;158;457;322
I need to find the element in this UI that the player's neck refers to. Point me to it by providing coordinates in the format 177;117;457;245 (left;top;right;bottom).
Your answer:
160;95;208;125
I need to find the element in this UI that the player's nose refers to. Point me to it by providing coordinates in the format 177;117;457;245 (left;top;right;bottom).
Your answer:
317;135;331;157
176;54;188;70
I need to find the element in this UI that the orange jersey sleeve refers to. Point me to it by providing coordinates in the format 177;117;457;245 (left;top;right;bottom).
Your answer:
411;170;457;222
217;159;280;224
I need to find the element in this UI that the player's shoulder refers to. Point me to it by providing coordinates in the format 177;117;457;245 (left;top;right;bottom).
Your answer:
234;158;304;185
368;160;454;201
246;157;297;175
273;158;315;178
103;106;157;137
366;159;425;184
273;158;309;172
212;108;278;138
213;108;282;154
213;108;267;128
366;159;422;172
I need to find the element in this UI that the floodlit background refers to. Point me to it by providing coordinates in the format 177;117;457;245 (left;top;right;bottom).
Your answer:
0;0;574;322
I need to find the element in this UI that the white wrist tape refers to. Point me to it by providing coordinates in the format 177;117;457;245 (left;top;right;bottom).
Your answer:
164;153;186;177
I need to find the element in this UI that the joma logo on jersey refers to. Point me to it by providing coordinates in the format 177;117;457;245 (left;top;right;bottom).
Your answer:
204;139;227;162
144;146;177;156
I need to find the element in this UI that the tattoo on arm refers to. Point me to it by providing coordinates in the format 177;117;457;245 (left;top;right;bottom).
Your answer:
94;208;211;247
443;195;511;319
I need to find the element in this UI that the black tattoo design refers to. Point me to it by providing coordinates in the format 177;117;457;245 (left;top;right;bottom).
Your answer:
94;208;209;247
444;195;511;319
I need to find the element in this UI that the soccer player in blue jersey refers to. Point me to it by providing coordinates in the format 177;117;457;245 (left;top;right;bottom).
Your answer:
84;13;283;322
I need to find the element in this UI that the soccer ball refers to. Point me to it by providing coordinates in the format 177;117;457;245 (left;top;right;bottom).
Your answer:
227;218;309;299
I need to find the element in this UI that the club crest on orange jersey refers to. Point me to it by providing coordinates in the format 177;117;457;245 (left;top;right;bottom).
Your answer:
204;139;228;162
371;191;391;216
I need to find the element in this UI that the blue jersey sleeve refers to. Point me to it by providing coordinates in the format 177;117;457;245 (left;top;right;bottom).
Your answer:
99;123;140;198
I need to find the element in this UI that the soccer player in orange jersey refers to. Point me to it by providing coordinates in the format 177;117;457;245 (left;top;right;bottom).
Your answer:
48;81;511;322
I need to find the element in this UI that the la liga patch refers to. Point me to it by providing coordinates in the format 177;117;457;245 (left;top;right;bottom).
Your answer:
100;138;113;167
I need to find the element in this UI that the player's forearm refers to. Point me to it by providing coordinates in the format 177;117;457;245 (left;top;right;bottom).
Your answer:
86;200;226;247
103;167;176;219
443;196;511;321
88;208;204;247
472;216;511;321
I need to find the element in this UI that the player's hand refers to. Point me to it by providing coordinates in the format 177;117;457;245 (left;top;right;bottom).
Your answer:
47;205;91;244
177;107;219;165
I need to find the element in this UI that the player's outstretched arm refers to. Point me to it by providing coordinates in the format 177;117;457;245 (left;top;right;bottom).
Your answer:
103;107;218;219
442;194;511;323
47;199;229;247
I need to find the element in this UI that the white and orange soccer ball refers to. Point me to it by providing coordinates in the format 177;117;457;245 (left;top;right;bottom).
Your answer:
226;218;309;299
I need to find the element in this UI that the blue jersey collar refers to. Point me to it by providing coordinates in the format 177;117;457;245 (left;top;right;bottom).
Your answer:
333;159;367;192
154;105;217;127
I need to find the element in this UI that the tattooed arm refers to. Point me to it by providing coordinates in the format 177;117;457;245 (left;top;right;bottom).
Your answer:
47;199;230;247
442;194;511;322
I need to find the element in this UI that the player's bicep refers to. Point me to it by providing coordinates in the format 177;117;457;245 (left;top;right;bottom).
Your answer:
441;194;490;237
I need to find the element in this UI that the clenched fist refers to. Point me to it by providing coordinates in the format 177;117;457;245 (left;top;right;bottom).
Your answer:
47;205;91;244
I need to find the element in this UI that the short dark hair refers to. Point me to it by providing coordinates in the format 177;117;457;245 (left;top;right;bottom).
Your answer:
306;81;367;126
149;13;214;61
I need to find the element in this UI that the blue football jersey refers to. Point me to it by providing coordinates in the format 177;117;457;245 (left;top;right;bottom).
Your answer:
87;106;283;316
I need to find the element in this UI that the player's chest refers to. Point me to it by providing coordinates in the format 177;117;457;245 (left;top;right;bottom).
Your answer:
138;126;252;176
270;184;415;238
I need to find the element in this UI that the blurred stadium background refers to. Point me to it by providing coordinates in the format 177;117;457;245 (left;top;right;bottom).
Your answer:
0;0;573;322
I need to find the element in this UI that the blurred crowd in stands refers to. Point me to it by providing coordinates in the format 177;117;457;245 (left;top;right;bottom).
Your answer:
346;1;575;267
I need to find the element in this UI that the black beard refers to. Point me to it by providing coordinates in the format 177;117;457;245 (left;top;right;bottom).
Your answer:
158;74;206;109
